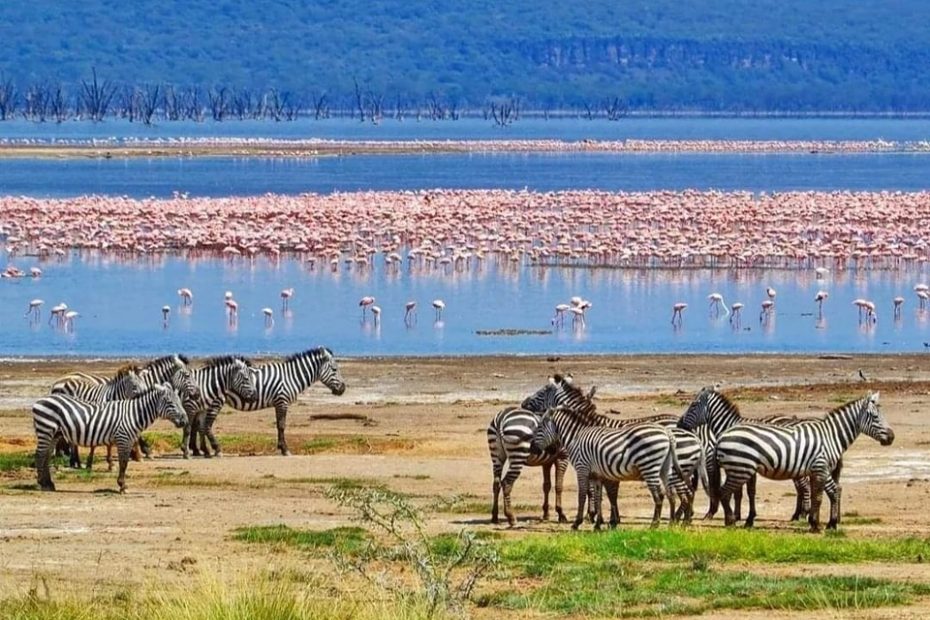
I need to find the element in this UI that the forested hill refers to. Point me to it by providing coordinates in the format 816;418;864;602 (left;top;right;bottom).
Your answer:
2;0;930;112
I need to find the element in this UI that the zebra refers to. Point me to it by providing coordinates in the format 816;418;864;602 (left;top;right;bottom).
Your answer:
33;383;188;493
486;374;599;526
50;365;147;468
180;356;258;458
715;392;894;532
529;407;686;529
677;386;828;524
529;377;706;525
217;347;346;456
50;355;196;465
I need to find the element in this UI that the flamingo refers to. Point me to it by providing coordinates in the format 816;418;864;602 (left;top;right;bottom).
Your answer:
893;296;904;318
553;303;570;327
48;303;67;327
766;287;777;302
432;299;446;321
225;299;239;323
729;302;744;326
569;306;586;328
760;300;775;321
63;310;79;332
281;287;294;311
262;307;274;327
404;300;417;325
177;288;193;306
25;298;43;320
852;299;876;322
707;292;729;316
359;295;376;317
161;305;170;326
815;290;829;314
814;267;829;279
371;305;381;324
671;302;687;325
917;290;929;310
29;267;42;278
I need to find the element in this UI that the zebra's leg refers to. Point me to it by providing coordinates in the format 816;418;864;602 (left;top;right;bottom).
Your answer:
572;464;591;530
181;416;193;459
501;460;527;527
274;403;291;456
733;484;743;522
69;442;82;469
790;476;810;521
116;443;132;494
138;435;152;459
35;435;56;491
541;462;552;521
704;459;722;520
808;475;826;533
604;480;620;529
647;479;666;528
832;460;843;525
592;479;605;529
744;474;757;528
719;470;750;527
554;456;568;523
489;447;504;525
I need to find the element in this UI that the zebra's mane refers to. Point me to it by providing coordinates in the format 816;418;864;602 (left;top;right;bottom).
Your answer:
824;393;871;421
142;354;190;370
114;364;141;378
551;379;601;421
127;384;168;399
201;355;253;369
706;389;741;418
284;347;334;363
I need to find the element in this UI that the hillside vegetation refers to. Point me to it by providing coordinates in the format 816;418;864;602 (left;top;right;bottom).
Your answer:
1;0;929;112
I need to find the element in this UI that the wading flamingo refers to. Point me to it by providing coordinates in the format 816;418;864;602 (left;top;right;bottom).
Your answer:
760;300;775;321
281;288;294;311
893;296;904;318
178;288;193;306
432;299;446;321
371;305;381;324
815;290;829;315
25;298;43;320
262;307;274;327
708;292;729;316
359;296;376;317
404;301;417;325
671;302;687;325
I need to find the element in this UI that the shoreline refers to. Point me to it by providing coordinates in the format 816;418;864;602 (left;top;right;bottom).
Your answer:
0;138;927;159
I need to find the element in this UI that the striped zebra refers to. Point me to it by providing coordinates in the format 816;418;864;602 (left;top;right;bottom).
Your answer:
50;366;146;468
716;392;894;532
219;347;347;456
528;377;706;525
50;355;197;465
33;384;188;493
677;386;821;524
486;374;599;526
181;356;258;458
529;407;686;529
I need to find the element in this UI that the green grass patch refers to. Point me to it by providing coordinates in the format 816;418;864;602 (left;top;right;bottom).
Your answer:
299;435;415;455
393;474;431;480
233;524;369;554
498;528;930;568
0;451;34;472
481;567;930;617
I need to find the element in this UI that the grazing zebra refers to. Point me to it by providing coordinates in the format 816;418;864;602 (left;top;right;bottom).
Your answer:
50;366;146;468
181;356;258;458
677;386;833;524
33;384;188;493
219;347;347;456
530;407;686;529
716;392;893;532
486;374;598;526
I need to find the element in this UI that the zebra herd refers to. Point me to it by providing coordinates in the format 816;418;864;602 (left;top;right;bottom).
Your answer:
34;347;347;492
488;375;894;532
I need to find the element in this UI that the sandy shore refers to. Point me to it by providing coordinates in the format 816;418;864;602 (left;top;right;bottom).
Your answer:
2;353;930;617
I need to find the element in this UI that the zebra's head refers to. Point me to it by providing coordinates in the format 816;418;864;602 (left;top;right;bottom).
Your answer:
170;367;202;412
318;348;347;396
155;384;189;429
227;358;257;401
520;374;586;412
114;366;147;399
859;391;894;446
528;410;561;457
677;386;715;430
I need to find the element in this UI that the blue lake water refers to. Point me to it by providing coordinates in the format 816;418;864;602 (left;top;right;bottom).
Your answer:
3;117;930;357
2;153;930;198
2;254;930;358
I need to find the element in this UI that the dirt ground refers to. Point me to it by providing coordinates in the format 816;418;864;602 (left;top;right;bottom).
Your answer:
2;354;930;618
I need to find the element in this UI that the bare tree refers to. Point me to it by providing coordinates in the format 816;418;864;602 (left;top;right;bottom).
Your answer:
23;83;50;122
311;91;329;119
48;83;69;123
208;86;229;121
0;74;17;120
581;100;597;120
80;68;116;122
138;84;160;125
603;96;627;121
163;85;181;121
265;88;290;121
488;98;518;127
353;78;366;122
182;86;204;121
392;93;407;121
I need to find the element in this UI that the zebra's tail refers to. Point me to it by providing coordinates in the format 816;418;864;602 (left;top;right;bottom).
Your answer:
666;427;688;486
695;441;710;495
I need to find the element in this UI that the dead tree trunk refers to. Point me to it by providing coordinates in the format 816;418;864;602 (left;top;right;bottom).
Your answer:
0;74;17;120
80;68;116;122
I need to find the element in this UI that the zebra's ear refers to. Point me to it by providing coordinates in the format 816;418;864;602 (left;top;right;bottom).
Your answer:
549;375;558;385
870;391;880;403
564;374;574;384
586;385;597;400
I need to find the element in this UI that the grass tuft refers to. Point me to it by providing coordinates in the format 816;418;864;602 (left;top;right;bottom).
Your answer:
233;524;369;554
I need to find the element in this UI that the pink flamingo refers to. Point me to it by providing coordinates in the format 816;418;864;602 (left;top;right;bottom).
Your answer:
852;299;876;323
404;301;417;325
359;295;376;317
25;298;43;320
281;287;294;311
63;310;79;332
766;287;777;302
29;267;42;278
569;306;586;328
432;299;446;321
177;288;193;306
553;303;570;327
671;302;687;325
760;300;775;321
815;290;829;315
48;303;67;327
225;299;239;323
893;296;904;318
917;290;929;310
262;307;274;327
371;305;381;324
707;292;728;316
729;302;744;326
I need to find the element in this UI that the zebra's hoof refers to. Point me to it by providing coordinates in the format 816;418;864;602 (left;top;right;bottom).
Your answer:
182;453;190;460
490;516;499;525
213;451;223;458
558;514;568;524
826;519;838;530
203;452;213;459
40;484;55;492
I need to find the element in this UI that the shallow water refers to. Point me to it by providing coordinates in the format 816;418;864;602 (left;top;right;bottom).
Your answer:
2;152;930;198
3;254;930;357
